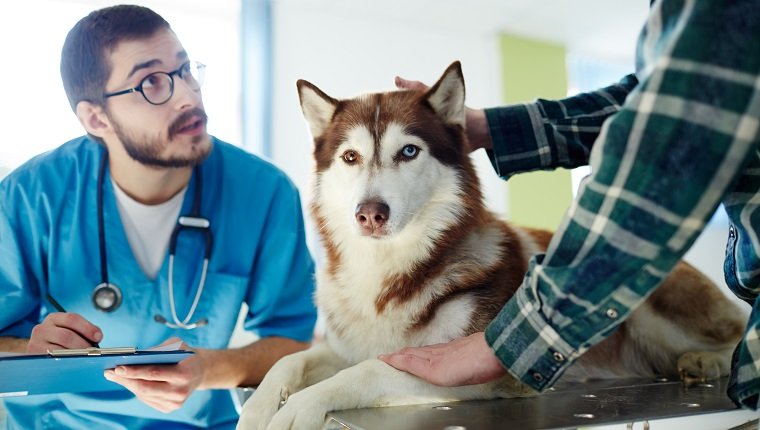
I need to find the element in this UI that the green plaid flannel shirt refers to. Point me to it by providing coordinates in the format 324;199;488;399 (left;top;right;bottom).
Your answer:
483;0;760;409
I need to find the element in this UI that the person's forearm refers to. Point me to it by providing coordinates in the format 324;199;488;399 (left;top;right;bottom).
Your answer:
466;108;492;151
195;336;310;389
0;336;29;352
484;75;637;179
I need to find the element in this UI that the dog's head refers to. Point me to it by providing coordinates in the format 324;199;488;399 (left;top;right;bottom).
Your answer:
297;61;481;245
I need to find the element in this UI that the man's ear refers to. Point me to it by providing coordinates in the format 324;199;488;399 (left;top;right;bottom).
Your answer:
75;101;111;139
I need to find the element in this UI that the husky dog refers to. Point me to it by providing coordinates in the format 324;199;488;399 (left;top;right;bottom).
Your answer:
237;62;745;430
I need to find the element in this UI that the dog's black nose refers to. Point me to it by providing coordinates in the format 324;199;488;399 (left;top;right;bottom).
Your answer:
355;201;390;233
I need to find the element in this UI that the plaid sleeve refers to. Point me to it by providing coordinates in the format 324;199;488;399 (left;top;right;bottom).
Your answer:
486;0;760;394
484;75;637;179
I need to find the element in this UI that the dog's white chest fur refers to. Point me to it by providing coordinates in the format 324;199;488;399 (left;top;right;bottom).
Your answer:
316;262;476;365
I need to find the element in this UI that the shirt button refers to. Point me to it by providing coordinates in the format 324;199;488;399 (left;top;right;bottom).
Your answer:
553;351;565;362
606;308;619;319
532;372;544;382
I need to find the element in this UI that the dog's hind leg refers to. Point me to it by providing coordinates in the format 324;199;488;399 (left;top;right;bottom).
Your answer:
626;262;747;380
677;350;727;383
565;262;747;383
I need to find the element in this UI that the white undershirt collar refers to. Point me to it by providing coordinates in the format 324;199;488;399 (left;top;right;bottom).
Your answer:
111;179;187;280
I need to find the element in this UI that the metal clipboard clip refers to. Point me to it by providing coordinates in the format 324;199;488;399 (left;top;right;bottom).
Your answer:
47;346;137;357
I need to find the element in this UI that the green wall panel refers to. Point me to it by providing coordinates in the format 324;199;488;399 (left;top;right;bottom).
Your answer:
500;34;572;231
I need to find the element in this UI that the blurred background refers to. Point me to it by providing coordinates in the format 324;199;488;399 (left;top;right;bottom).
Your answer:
0;0;740;327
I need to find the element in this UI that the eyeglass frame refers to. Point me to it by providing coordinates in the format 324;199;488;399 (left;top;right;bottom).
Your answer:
103;61;206;106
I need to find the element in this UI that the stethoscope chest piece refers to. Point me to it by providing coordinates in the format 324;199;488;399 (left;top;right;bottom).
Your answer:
92;282;122;312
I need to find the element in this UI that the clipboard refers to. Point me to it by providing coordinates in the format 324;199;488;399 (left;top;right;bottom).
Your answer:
0;347;194;397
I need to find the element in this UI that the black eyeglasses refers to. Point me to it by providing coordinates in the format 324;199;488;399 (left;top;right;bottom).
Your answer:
103;61;206;105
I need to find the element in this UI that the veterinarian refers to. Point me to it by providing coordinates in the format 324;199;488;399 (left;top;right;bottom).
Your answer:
382;0;760;410
0;5;316;428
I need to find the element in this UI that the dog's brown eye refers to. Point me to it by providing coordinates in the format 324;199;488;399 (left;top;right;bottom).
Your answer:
342;150;359;164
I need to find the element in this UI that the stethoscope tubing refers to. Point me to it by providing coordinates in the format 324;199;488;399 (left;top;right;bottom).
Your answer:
97;150;110;288
94;151;211;329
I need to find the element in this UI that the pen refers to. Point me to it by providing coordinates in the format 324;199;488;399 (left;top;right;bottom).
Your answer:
45;293;101;348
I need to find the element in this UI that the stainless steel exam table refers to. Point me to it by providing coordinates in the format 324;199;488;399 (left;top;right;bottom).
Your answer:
325;377;760;430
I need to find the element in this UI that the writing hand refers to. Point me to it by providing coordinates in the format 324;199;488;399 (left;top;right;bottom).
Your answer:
379;332;506;386
104;337;207;413
27;312;103;353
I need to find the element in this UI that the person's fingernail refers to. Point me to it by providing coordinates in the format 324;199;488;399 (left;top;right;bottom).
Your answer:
93;331;102;342
115;366;126;376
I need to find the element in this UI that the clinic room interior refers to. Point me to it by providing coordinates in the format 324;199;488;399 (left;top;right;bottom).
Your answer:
0;0;737;310
0;0;752;429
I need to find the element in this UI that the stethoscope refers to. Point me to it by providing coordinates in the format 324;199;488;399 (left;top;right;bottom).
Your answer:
92;152;212;329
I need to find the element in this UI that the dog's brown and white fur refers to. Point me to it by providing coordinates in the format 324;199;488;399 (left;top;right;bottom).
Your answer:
237;62;746;430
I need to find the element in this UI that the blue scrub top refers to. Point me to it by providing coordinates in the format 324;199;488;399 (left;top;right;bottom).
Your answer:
0;137;317;429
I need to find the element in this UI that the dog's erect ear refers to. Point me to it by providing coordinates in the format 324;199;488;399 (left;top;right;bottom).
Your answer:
297;80;339;139
424;61;465;127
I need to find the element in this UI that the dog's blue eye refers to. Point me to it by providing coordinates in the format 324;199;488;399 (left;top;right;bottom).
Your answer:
401;145;419;158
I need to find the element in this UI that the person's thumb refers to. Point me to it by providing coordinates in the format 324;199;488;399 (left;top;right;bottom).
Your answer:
395;76;429;92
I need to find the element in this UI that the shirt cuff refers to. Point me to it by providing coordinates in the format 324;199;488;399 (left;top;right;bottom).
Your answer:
484;283;577;392
484;104;548;180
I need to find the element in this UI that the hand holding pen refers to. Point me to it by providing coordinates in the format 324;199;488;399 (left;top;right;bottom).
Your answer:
24;293;103;353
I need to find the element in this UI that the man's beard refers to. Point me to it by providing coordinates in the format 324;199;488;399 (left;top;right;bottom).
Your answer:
111;108;211;168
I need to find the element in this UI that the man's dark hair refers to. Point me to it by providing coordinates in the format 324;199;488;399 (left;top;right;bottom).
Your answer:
60;5;171;112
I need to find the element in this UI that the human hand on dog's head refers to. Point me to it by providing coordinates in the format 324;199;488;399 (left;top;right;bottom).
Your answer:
394;76;429;92
394;73;492;152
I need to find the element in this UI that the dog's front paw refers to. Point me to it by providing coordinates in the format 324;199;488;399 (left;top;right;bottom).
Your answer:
237;356;305;430
677;351;723;384
267;389;329;430
237;386;291;430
